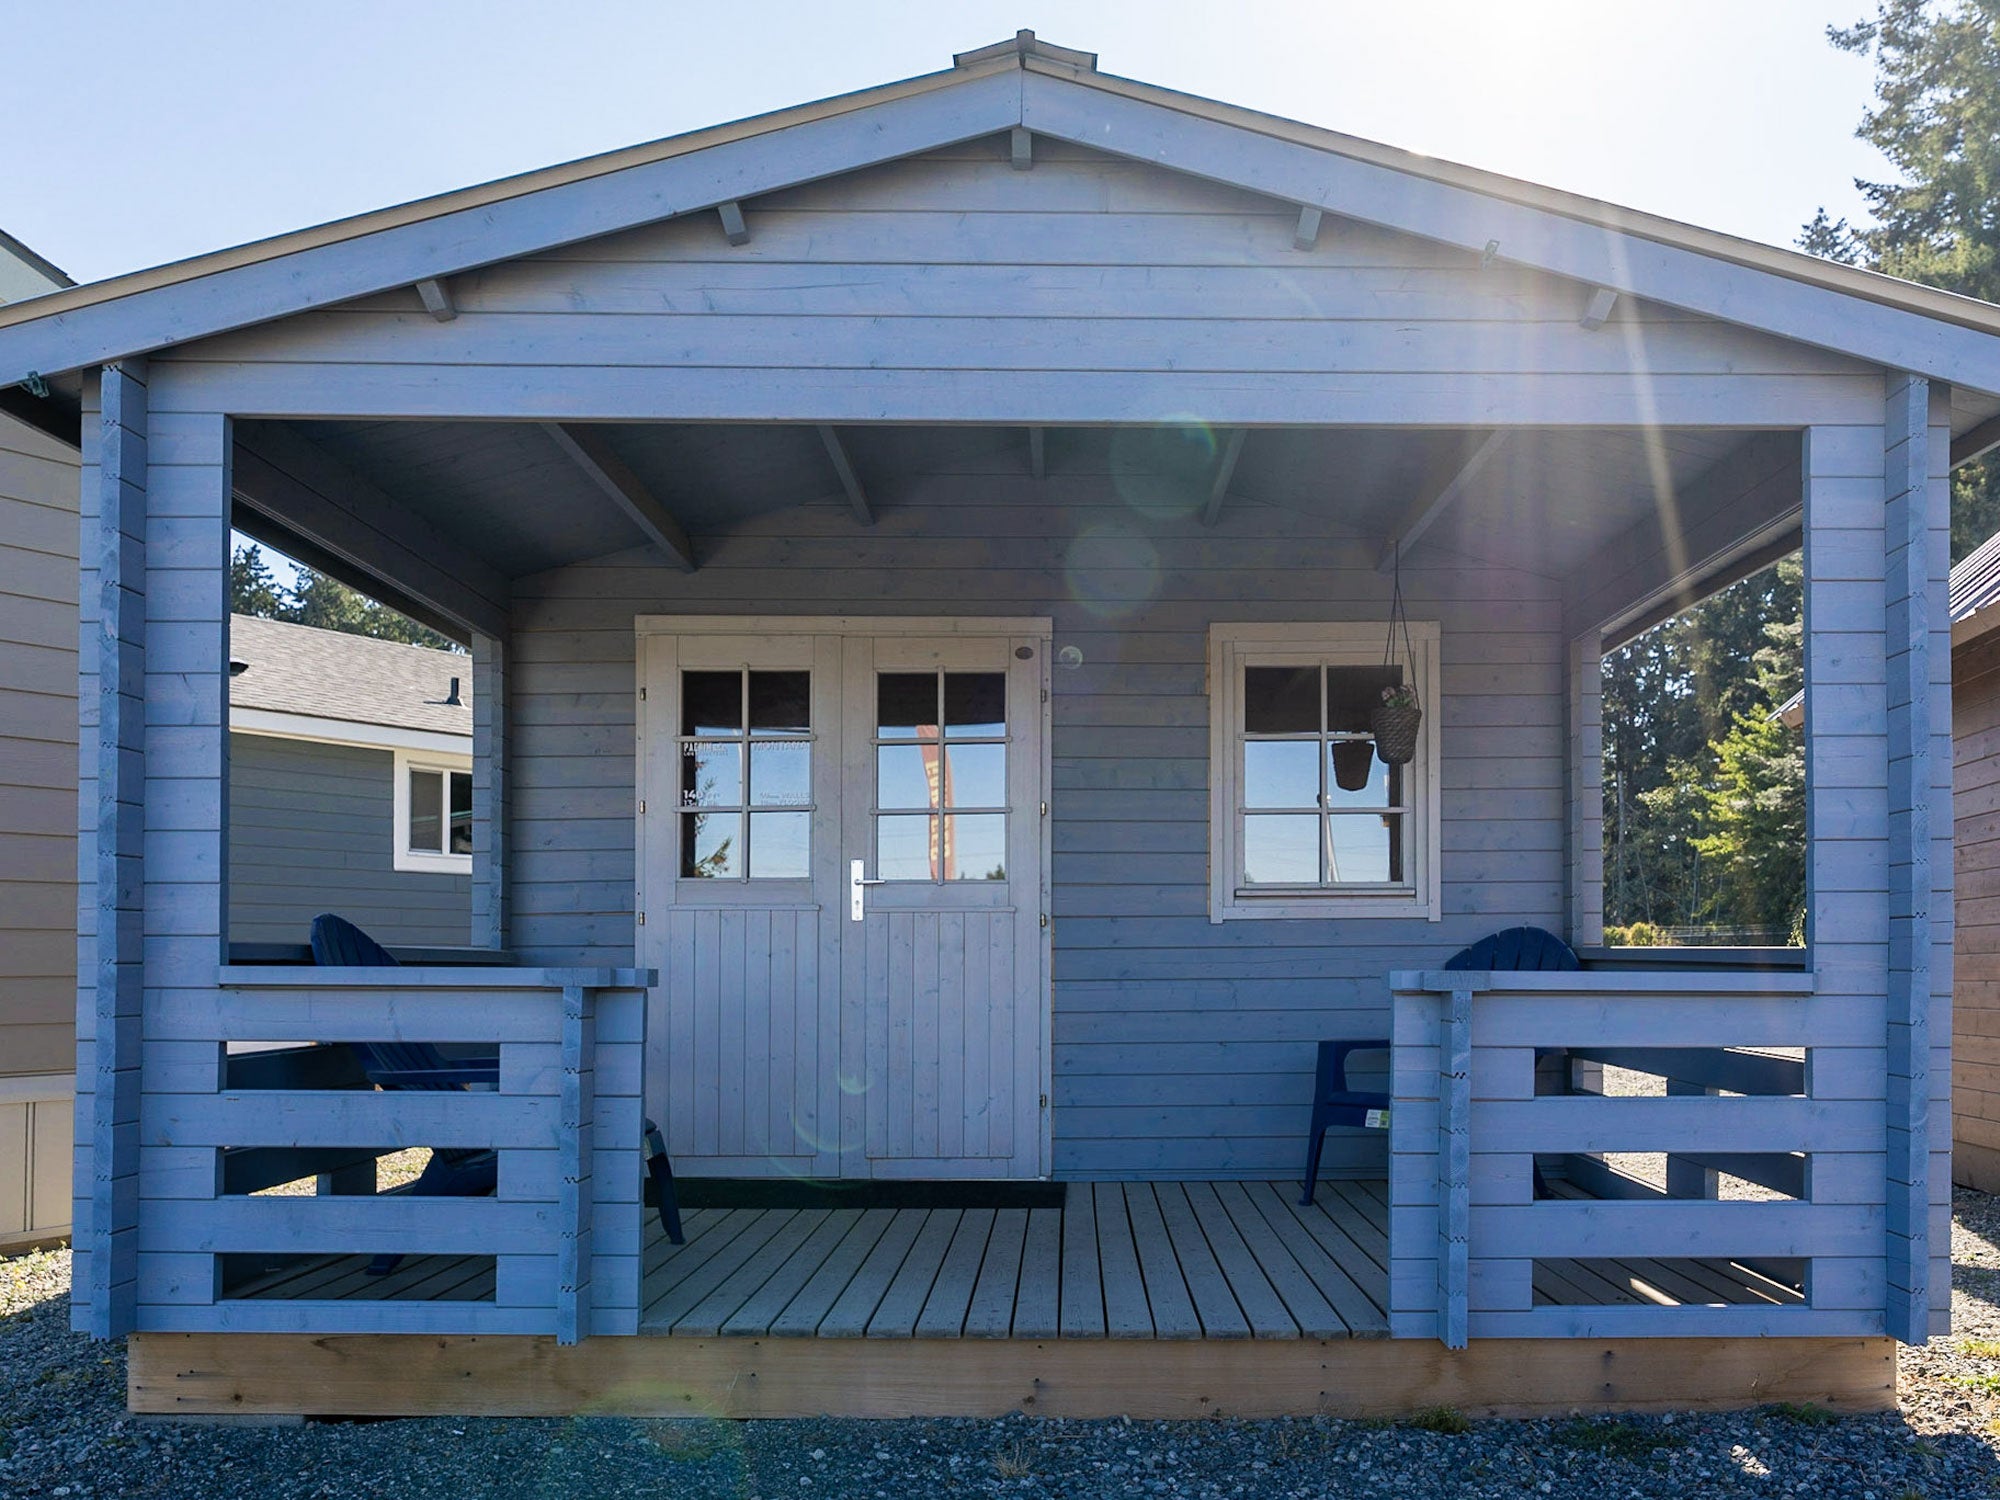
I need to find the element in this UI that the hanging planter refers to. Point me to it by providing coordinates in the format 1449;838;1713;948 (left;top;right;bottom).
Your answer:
1331;739;1376;791
1373;543;1424;768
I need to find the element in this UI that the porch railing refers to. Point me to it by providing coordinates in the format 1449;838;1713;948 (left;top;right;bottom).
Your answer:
138;966;650;1341
1388;968;1881;1346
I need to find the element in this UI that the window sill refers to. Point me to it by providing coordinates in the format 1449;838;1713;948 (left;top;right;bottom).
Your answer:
394;850;473;876
1212;892;1436;923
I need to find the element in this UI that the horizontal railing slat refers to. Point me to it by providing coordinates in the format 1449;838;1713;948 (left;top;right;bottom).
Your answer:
1467;1096;1879;1154
143;1092;565;1151
138;1194;556;1256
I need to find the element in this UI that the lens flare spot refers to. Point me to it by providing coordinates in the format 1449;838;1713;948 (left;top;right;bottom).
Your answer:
1063;524;1162;622
1109;420;1217;520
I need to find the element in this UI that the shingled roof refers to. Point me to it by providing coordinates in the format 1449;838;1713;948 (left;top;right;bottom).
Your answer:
228;613;471;738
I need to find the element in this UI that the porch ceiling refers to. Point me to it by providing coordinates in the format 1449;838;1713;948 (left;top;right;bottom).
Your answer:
237;418;1772;586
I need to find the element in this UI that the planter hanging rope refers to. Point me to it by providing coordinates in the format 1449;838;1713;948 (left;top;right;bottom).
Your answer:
1372;543;1423;767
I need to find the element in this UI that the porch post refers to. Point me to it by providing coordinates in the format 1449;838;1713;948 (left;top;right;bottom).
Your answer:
74;360;147;1338
1565;628;1604;948
471;631;507;950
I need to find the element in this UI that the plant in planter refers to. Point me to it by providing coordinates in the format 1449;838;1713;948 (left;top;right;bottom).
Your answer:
1331;738;1377;791
1372;682;1422;766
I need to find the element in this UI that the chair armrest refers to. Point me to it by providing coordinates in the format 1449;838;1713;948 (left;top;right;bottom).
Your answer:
1329;1039;1391;1092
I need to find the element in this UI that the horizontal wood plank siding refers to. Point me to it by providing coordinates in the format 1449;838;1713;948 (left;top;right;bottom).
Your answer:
1955;626;2000;1194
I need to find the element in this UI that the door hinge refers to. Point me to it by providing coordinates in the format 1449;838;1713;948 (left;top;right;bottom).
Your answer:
1040;1093;1049;1110
1040;912;1049;928
640;686;648;701
1039;800;1048;817
638;799;647;814
637;910;646;926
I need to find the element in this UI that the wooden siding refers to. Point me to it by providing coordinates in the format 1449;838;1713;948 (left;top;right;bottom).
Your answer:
1955;626;2000;1192
227;732;470;947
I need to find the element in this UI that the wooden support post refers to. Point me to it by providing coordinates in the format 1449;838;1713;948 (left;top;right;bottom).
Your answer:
1579;288;1619;331
817;425;874;525
716;201;750;246
1200;428;1246;527
471;632;508;951
1293;205;1323;251
1566;629;1604;947
541;423;696;572
1377;431;1506;571
1664;1078;1719;1200
78;359;148;1339
557;985;594;1345
1027;427;1045;480
1438;985;1472;1350
413;279;457;322
1010;127;1033;171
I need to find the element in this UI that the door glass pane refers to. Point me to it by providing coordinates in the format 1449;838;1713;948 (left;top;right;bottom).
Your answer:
1244;666;1319;733
1326;745;1398;808
876;745;938;809
1243;813;1319;884
944;673;1006;737
681;811;741;878
942;814;1007;881
1244;741;1319;808
942;744;1005;808
448;771;474;854
680;742;741;808
876;673;938;739
878;813;937;881
408;769;443;853
681;671;742;737
1326;664;1402;734
1327;814;1400;884
748;811;810;879
749;741;810;807
748;671;811;735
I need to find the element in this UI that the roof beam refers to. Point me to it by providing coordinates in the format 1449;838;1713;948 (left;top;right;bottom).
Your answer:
818;425;873;524
1027;426;1046;479
1375;431;1507;571
716;201;750;246
1201;428;1247;527
541;423;696;571
1953;410;2000;468
1579;287;1618;331
1293;206;1322;251
1011;127;1034;171
414;278;456;321
232;422;510;642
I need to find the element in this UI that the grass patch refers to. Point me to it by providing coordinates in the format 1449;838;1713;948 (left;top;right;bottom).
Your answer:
1552;1418;1686;1458
1404;1405;1471;1435
1960;1337;2000;1359
1951;1371;2000;1396
1765;1401;1840;1426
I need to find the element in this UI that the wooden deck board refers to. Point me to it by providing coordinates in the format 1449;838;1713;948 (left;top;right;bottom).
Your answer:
962;1207;1027;1338
1122;1185;1201;1338
766;1208;898;1336
645;1209;799;1329
1213;1181;1346;1339
868;1209;961;1338
1011;1206;1062;1338
720;1210;862;1336
1181;1182;1298;1338
1151;1182;1250;1339
1059;1184;1105;1337
1093;1184;1154;1338
915;1208;996;1338
816;1208;928;1338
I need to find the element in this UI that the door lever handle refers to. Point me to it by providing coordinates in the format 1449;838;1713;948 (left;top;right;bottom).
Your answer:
849;859;886;921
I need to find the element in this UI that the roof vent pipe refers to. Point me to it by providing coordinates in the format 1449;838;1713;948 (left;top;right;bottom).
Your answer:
445;676;462;706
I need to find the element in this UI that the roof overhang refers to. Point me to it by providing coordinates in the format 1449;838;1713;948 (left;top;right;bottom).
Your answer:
9;34;2000;414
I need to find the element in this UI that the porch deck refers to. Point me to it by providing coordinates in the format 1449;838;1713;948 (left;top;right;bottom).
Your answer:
225;1179;1805;1333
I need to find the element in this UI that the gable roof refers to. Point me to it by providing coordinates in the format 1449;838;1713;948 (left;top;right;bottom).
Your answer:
0;227;71;307
228;613;471;740
1953;530;2000;649
8;32;2000;410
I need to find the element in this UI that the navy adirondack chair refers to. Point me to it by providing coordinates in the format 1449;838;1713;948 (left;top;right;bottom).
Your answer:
308;914;683;1266
1298;925;1580;1205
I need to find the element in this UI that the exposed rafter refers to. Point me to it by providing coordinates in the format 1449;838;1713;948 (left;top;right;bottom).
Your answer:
540;423;696;571
818;425;874;524
1293;206;1323;251
717;201;750;246
414;278;456;322
1375;431;1507;572
1954;410;2000;468
1011;127;1034;171
1201;428;1247;527
233;422;510;641
1028;426;1046;479
1579;288;1618;331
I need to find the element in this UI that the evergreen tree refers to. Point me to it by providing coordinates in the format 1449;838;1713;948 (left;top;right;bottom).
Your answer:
229;543;287;617
227;538;459;652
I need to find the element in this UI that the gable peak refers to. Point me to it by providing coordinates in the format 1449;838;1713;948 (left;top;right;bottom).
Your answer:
953;30;1096;72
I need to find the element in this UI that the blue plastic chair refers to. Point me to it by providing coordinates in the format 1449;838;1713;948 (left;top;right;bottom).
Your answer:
1298;926;1579;1205
308;914;683;1262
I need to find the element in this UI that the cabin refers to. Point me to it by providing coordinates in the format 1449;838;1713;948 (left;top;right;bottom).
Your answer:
1;32;1990;1418
0;229;78;1251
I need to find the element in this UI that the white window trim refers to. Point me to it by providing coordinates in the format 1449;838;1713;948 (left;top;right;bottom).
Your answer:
392;746;474;875
1208;621;1441;922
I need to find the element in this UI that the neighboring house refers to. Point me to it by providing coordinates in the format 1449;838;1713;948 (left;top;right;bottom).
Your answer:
0;230;76;1251
1951;532;2000;1191
227;613;473;948
1;33;1992;1418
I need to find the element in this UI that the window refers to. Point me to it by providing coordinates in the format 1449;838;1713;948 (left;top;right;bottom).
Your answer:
1209;622;1440;921
392;750;474;874
873;668;1008;882
678;668;813;880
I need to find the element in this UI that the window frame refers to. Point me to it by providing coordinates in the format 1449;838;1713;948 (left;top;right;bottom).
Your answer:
392;747;475;875
1208;621;1441;922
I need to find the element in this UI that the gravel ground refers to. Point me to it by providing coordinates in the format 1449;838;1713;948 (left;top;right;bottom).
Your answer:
8;1199;2000;1500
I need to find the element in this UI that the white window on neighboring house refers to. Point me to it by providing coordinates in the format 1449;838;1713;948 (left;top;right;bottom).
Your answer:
393;749;474;874
1208;622;1441;921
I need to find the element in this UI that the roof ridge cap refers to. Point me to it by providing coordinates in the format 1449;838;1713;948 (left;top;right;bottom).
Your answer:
953;30;1096;72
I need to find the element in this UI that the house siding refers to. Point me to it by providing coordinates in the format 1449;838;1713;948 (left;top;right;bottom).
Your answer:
227;732;471;947
1955;626;2000;1194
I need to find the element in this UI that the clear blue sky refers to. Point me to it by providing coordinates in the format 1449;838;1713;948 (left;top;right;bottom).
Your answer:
2;1;1891;287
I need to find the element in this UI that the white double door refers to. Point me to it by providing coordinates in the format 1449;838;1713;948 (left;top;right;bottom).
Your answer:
637;618;1050;1179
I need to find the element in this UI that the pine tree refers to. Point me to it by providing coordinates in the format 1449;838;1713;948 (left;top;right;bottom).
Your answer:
227;538;459;652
